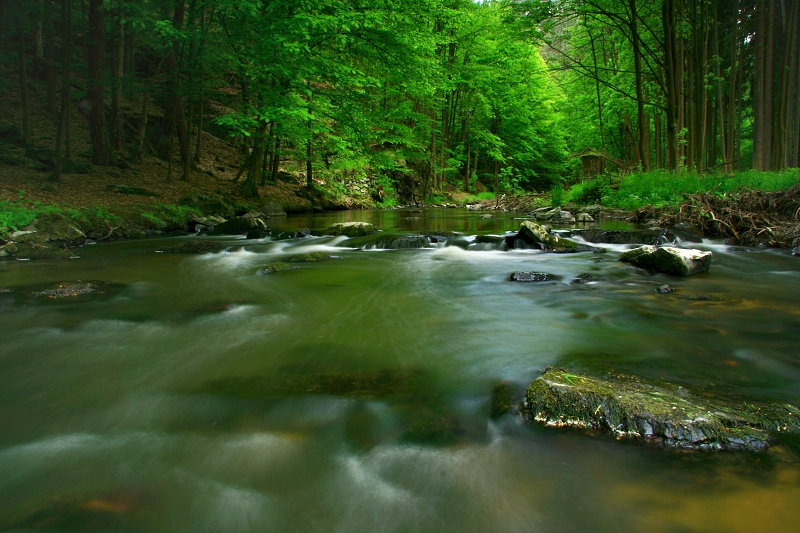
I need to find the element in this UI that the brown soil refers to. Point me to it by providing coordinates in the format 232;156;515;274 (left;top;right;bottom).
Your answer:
0;74;319;211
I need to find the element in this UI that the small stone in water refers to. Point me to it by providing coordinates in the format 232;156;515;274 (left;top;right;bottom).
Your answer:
690;294;709;300
656;284;675;293
510;272;560;282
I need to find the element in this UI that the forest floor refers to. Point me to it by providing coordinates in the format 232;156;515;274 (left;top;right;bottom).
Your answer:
0;78;364;216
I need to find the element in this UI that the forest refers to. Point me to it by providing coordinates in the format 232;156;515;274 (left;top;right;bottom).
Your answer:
1;0;799;206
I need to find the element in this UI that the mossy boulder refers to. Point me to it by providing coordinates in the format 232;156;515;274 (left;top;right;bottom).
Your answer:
15;213;86;247
506;221;603;253
11;242;75;260
259;261;296;273
524;367;800;451
324;222;377;237
287;252;331;262
156;240;224;254
619;245;712;276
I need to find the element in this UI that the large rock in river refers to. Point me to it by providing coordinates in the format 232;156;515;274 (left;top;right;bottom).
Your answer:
524;368;800;451
324;222;377;237
506;221;603;253
619;245;711;276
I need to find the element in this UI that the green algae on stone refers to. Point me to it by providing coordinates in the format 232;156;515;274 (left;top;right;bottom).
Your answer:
259;261;297;274
287;252;332;262
524;367;785;451
156;240;224;254
619;245;712;276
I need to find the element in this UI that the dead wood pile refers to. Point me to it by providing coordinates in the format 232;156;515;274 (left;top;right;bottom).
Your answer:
661;185;800;247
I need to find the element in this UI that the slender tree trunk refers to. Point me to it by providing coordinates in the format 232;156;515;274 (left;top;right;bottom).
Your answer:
134;92;148;160
50;0;71;183
764;0;775;169
463;115;471;192
663;0;679;171
713;3;728;173
17;18;32;147
87;0;111;165
44;2;57;116
306;110;313;189
629;0;650;170
160;1;189;178
111;5;124;152
588;23;606;154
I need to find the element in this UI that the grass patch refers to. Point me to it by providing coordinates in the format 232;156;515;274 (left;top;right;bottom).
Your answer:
566;169;800;210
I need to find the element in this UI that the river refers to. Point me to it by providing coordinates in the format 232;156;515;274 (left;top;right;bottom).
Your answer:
1;208;799;532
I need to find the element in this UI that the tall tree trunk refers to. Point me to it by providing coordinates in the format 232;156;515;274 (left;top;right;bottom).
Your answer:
111;5;124;152
50;0;71;183
764;0;775;170
44;1;57;116
87;0;111;165
663;0;679;171
306;119;313;189
17;18;32;147
713;2;728;173
629;0;650;170
160;0;189;178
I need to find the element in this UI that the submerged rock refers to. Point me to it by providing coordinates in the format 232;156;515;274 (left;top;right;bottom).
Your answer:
490;382;514;419
259;261;296;273
324;222;377;237
0;280;125;303
200;370;422;401
574;228;703;246
156;240;224;254
524;368;800;451
287;252;331;262
656;284;675;293
510;272;561;282
619;245;712;276
506;221;604;253
209;215;267;236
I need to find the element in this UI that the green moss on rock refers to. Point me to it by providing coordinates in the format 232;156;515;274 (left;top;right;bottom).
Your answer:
524;368;790;451
287;252;332;262
619;245;712;276
259;261;296;273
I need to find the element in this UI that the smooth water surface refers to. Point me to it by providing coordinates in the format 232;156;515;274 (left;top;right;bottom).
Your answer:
1;208;799;532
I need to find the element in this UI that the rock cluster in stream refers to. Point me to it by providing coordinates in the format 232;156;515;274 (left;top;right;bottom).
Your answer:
505;221;605;253
619;245;712;276
524;368;800;452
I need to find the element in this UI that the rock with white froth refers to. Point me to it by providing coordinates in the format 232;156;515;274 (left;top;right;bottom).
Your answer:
619;245;711;276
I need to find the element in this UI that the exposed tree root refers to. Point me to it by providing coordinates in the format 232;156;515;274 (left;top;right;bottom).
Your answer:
660;185;800;247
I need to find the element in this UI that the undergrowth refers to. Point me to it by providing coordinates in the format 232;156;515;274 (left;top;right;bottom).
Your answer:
566;169;800;210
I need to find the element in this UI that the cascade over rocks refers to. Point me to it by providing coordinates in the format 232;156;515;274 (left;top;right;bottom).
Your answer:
524;368;800;451
506;221;605;253
619;245;712;276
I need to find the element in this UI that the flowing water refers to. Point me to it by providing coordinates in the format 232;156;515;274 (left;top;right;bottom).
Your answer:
1;208;799;532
